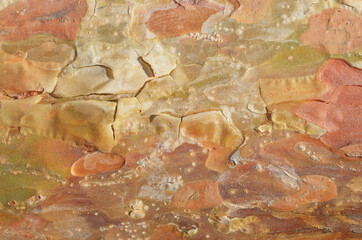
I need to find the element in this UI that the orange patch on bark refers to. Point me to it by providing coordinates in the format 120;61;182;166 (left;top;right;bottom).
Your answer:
270;175;338;211
0;42;74;95
124;152;147;168
32;138;85;178
260;134;343;163
230;0;272;24
180;111;243;172
150;225;183;240
218;161;301;206
201;142;233;172
340;144;362;158
8;215;47;239
146;1;221;38
300;8;362;54
162;143;208;165
162;143;218;181
172;180;223;209
71;152;125;176
0;0;88;40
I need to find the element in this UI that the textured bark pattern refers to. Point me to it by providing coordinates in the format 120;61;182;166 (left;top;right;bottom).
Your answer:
0;0;88;40
0;0;361;239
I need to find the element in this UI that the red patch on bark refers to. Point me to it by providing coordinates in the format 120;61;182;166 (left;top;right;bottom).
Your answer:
301;8;362;54
0;0;88;40
172;180;223;209
150;225;183;240
270;175;338;211
146;1;221;38
294;59;362;149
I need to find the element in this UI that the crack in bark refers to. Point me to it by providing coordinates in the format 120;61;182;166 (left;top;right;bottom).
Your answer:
111;100;118;143
134;65;178;98
137;56;155;78
50;42;78;96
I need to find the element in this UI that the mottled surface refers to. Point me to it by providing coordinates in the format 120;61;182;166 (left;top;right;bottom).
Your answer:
294;59;362;149
0;0;361;239
0;0;88;40
301;8;362;54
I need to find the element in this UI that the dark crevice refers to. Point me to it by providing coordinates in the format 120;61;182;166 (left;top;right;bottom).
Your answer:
173;0;187;10
104;65;114;79
111;101;118;142
134;79;152;98
137;56;155;78
134;67;176;98
149;114;158;122
47;93;131;104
